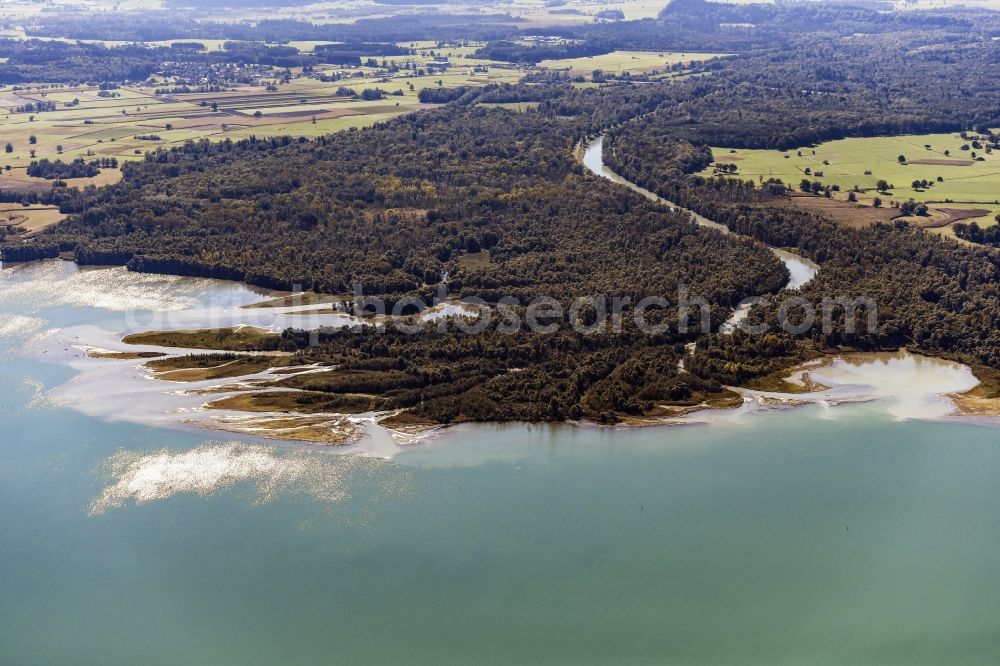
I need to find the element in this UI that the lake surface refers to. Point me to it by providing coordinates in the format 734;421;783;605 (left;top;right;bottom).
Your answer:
2;261;1000;665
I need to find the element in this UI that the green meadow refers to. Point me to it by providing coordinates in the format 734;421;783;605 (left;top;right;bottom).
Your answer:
537;50;731;75
705;133;1000;216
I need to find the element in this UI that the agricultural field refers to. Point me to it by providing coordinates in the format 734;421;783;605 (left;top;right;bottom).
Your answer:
0;51;525;216
537;50;732;76
476;101;540;112
508;0;670;24
0;204;65;233
705;132;1000;231
0;82;420;195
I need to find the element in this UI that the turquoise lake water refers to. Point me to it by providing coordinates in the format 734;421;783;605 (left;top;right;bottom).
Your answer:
2;262;999;665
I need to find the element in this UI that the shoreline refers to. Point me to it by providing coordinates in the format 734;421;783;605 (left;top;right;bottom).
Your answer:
71;325;1000;448
9;260;1000;452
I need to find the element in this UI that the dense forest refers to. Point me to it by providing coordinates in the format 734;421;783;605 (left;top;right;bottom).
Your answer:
6;2;1000;422
0;40;159;84
246;323;739;424
3;106;784;304
26;158;112;180
474;40;617;64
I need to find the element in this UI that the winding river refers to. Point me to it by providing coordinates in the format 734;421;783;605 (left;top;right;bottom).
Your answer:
581;135;818;331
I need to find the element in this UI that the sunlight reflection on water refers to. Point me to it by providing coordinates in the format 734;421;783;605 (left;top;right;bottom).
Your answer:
0;263;224;313
90;442;410;515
